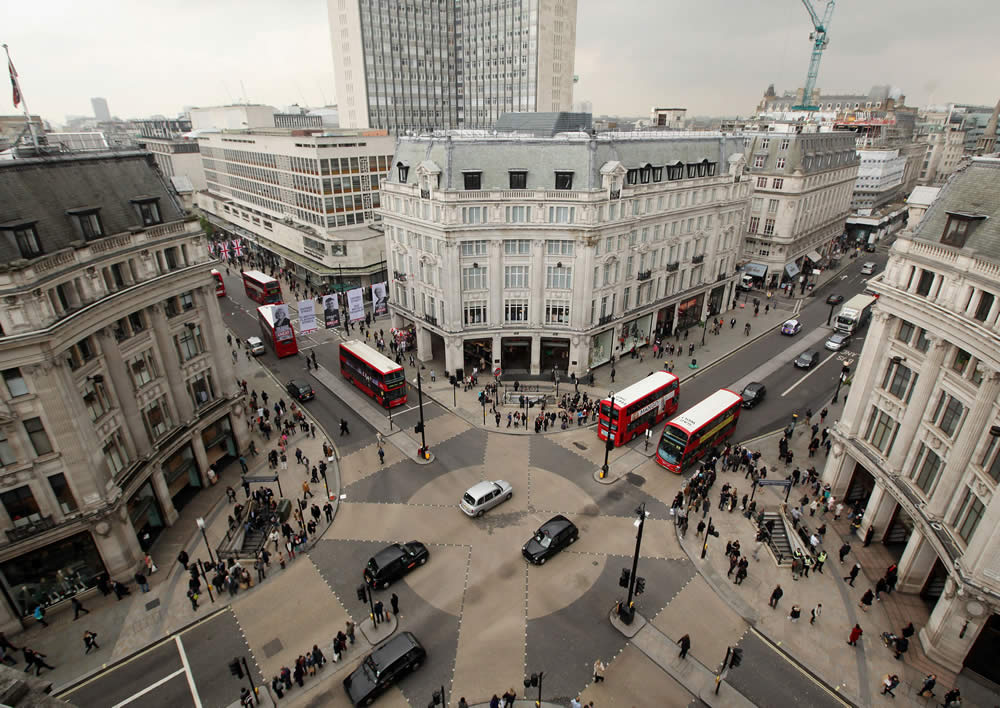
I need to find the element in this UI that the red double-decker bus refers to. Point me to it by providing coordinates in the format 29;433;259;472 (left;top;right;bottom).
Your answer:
210;269;226;297
242;270;282;305
655;389;742;473
339;340;407;408
257;305;298;358
597;372;680;447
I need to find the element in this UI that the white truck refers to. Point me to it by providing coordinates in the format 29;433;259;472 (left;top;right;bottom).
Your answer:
835;294;877;335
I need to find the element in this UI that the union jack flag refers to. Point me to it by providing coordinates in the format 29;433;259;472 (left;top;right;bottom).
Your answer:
208;241;216;255
232;240;244;257
218;242;230;260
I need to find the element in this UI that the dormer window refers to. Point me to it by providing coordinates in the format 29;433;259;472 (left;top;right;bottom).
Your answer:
667;162;684;180
652;166;663;182
941;212;986;249
1;220;43;259
554;171;574;190
67;207;104;240
130;196;162;226
626;169;639;185
640;165;652;184
463;171;482;191
396;162;409;183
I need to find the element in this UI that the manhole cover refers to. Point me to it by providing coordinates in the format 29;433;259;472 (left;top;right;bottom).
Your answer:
145;599;160;611
262;638;284;658
626;473;646;487
573;442;587;450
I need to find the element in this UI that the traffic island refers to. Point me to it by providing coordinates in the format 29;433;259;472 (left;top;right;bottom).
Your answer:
608;605;647;638
358;612;397;645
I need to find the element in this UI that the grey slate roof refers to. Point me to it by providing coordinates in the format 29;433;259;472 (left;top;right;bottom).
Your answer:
912;157;1000;262
493;112;592;136
390;132;744;191
0;150;184;265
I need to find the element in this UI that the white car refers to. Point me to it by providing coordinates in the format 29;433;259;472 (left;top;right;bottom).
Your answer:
460;480;513;517
247;336;266;356
780;319;802;336
861;262;877;275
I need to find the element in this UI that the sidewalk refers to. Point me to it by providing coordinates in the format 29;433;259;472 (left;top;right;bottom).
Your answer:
672;393;957;708
416;298;798;436
23;345;339;696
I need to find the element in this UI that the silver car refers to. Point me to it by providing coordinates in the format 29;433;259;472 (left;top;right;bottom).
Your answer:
825;333;852;351
460;480;513;517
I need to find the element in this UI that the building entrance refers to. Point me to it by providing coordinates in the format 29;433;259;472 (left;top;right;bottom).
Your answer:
964;613;1000;686
501;337;532;372
463;338;492;375
882;504;914;555
540;338;569;373
844;462;875;507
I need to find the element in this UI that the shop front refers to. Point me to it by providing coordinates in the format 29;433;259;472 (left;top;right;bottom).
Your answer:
463;338;493;374
128;481;166;552
164;444;202;512
589;328;614;368
656;304;675;338
676;293;704;332
500;337;532;372
540;338;570;373
708;285;727;317
621;314;653;354
0;531;107;617
201;415;237;472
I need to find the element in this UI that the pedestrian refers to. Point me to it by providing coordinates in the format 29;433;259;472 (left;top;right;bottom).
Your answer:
271;675;284;699
678;633;691;659
901;621;914;639
503;688;517;707
815;550;827;573
788;604;801;622
83;630;100;654
847;623;863;646
844;562;861;586
744;322;751;336
72;596;90;620
769;584;783;608
459;699;469;708
881;674;900;698
373;599;384;621
134;572;150;593
942;688;961;707
340;419;350;436
378;446;385;465
916;673;936;698
490;696;501;708
187;588;199;610
810;603;822;625
893;634;909;660
302;480;313;499
838;542;851;564
593;658;605;682
178;549;189;570
875;576;887;600
33;605;47;627
23;647;55;675
859;589;874;611
346;619;355;644
390;592;399;617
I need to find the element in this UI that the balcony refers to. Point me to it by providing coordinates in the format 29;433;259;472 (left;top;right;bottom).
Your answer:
717;272;729;282
6;515;56;542
637;269;652;281
598;314;615;326
420;189;430;200
423;314;438;327
394;272;408;282
692;254;704;265
665;262;680;273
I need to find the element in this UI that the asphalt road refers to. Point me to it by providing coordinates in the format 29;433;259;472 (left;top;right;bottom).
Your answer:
59;609;260;708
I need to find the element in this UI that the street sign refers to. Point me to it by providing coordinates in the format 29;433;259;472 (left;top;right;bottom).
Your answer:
757;479;791;487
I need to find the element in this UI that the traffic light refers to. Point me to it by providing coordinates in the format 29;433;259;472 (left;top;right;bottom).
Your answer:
449;375;457;387
229;658;244;678
606;437;615;452
635;577;646;595
357;584;368;603
525;673;539;688
729;647;743;668
707;522;720;538
414;422;424;434
429;689;444;707
619;568;630;588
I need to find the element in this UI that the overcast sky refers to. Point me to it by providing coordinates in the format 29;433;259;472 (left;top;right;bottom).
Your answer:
5;0;999;126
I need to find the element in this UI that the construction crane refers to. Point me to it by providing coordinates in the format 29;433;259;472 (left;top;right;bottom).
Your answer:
791;0;835;111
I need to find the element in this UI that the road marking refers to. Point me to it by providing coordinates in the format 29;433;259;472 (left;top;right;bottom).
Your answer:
175;635;203;708
749;627;851;706
111;669;186;707
781;351;839;397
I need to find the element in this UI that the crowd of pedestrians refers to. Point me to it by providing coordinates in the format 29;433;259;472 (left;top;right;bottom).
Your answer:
269;621;356;699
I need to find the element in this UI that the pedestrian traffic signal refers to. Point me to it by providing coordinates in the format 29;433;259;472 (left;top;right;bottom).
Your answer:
619;568;630;588
707;523;720;538
414;422;424;434
229;658;244;678
729;647;743;668
606;437;615;452
635;577;646;595
449;375;457;387
525;673;539;688
356;584;367;603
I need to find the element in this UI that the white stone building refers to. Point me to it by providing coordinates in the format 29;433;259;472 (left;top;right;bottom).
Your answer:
851;148;907;214
134;119;206;195
741;123;858;289
822;157;1000;682
194;128;396;293
0;150;244;631
381;129;751;377
917;126;966;186
328;0;577;132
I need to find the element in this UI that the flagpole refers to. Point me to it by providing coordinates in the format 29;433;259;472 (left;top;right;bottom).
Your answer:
2;44;40;151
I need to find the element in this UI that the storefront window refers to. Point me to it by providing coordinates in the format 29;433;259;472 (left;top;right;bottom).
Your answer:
201;415;236;469
1;531;106;616
48;474;78;515
1;485;41;526
128;481;164;551
164;444;200;501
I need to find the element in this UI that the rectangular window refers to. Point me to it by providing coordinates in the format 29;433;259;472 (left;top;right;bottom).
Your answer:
953;488;985;543
882;362;913;399
462;266;487;291
128;351;157;389
864;407;896;454
780;139;790;151
188;371;216;408
2;368;28;397
461;207;483;224
763;219;775;236
752;198;763;212
933;392;964;437
504;206;531;223
767;199;779;214
896;320;915;343
974;291;995;322
545;240;574;256
775;159;785;170
74;210;104;240
504;265;529;289
545;300;570;324
503;239;531;255
133;198;162;226
911;444;942;494
462;172;482;190
546;265;572;289
48;473;78;514
554;171;574;190
952;348;971;375
463;301;487;325
175;325;206;362
8;224;43;258
103;435;127;477
980;436;1000;483
0;431;15;466
916;270;935;297
504;299;528;322
83;379;111;422
509;171;527;189
756;177;767;189
748;216;759;233
547;206;575;224
460;240;487;256
23;417;53;456
0;486;40;526
143;398;171;440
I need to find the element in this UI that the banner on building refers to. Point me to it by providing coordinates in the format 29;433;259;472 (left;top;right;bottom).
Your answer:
233;239;244;258
347;287;366;322
371;281;389;316
218;242;230;260
208;241;215;255
322;294;341;328
272;305;294;342
298;299;317;334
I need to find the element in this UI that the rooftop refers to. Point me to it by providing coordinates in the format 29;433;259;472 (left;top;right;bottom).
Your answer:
906;185;941;207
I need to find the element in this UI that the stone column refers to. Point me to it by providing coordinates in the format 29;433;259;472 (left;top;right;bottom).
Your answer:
894;528;938;593
444;336;463;376
919;582;984;674
150;468;179;526
530;333;541;375
98;328;149;459
842;311;893;437
820;440;854;497
148;304;195;424
191;432;211;486
195;286;235;398
886;337;948;470
927;370;1000;518
492;333;503;371
415;326;432;363
858;480;897;542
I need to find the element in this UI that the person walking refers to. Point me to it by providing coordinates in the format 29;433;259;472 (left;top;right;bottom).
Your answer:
844;562;861;586
875;576;887;601
83;630;100;654
134;571;150;593
72;596;90;620
33;605;48;628
838;542;851;564
859;588;874;612
23;647;55;675
502;688;517;707
915;673;936;698
178;549;189;570
390;592;399;617
340;419;350;436
373;599;384;622
302;480;314;499
187;588;199;611
768;584;783;609
788;604;801;622
847;623;863;646
678;633;691;659
378;446;385;465
345;619;355;645
810;603;822;625
942;688;961;707
815;550;827;573
881;674;900;698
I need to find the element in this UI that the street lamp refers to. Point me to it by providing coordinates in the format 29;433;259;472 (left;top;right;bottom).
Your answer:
196;517;215;566
617;503;648;625
414;371;428;459
832;364;851;404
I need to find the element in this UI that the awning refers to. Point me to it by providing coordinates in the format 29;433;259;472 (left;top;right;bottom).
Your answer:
742;263;768;278
784;262;801;279
806;250;823;263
